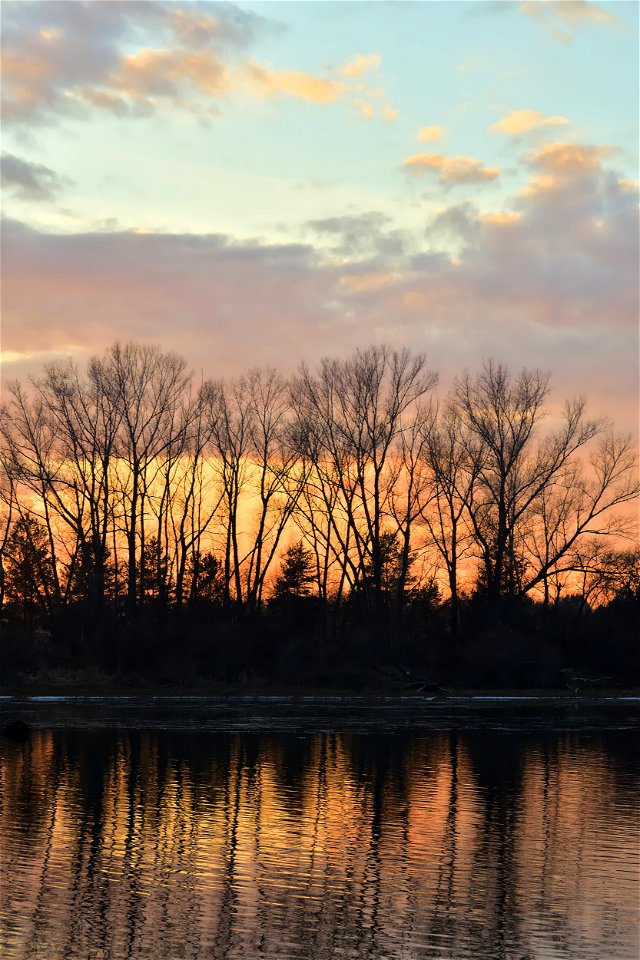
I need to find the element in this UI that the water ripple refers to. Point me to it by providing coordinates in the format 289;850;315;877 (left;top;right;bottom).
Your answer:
0;709;638;959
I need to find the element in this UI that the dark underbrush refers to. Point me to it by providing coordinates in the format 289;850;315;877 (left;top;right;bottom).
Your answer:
2;592;637;694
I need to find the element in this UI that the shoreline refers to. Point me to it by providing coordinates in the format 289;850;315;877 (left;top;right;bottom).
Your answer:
2;686;638;700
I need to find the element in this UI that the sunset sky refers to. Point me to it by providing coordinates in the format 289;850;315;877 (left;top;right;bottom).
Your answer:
1;0;638;433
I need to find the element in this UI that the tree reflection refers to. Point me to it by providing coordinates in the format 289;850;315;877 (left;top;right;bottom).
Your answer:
0;728;638;959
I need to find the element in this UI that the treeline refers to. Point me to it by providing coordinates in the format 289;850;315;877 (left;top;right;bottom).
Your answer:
0;342;638;688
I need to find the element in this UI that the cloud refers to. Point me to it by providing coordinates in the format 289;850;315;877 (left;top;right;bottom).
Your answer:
339;272;396;294
169;6;262;48
0;1;357;122
0;153;67;201
490;109;569;135
0;1;265;124
306;212;406;258
338;53;397;122
243;62;347;103
2;141;637;433
418;125;445;142
352;98;375;118
480;211;522;225
404;153;500;185
339;53;382;78
1;4;396;126
519;0;623;41
120;47;227;97
428;202;483;246
3;0;358;122
518;142;616;198
530;141;614;174
1;219;342;375
468;0;623;42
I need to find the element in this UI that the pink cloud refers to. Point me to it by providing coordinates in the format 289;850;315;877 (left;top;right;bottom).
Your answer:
2;140;637;434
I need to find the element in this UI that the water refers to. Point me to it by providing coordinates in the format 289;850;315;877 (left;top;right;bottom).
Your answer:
1;698;638;959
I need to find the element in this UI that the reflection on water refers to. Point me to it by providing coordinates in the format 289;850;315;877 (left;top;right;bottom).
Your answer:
1;724;638;959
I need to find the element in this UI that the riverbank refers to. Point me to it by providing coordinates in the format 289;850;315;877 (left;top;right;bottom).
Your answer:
3;691;639;737
2;673;638;701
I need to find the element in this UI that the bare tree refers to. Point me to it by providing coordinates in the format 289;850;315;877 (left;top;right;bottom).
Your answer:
292;346;437;625
421;404;480;634
96;342;192;613
170;383;224;609
453;361;637;603
206;369;301;613
35;357;122;616
205;375;253;610
0;382;66;611
0;455;16;611
520;430;639;600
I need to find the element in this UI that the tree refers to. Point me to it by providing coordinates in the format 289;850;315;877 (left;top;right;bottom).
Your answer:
272;540;315;601
0;382;66;611
35;356;122;617
519;431;639;600
186;549;225;606
453;362;609;603
140;535;171;604
421;404;480;634
97;342;192;613
291;346;437;627
559;542;640;614
3;515;55;623
206;368;301;613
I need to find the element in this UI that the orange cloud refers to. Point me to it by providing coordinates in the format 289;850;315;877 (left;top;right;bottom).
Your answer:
169;9;226;45
1;50;59;117
518;174;558;198
353;99;375;119
480;212;522;225
244;62;347;103
518;143;615;198
532;142;614;174
418;125;445;142
1;3;369;123
340;272;396;293
519;0;622;41
1;1;263;124
490;109;569;135
404;153;500;184
339;53;382;77
117;48;229;100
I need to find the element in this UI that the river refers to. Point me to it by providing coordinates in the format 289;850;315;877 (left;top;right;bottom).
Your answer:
1;696;638;959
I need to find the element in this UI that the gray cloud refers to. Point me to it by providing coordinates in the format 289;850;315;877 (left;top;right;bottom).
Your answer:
306;212;407;259
0;153;67;201
428;202;482;246
1;1;272;124
2;145;638;432
464;2;518;19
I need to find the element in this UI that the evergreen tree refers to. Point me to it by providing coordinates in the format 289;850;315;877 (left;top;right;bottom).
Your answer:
272;541;315;601
3;515;55;622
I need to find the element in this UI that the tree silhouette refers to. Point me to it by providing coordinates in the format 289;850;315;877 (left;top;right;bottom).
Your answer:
272;541;315;601
3;515;55;623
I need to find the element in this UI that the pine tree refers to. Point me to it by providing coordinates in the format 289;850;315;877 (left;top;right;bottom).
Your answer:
3;515;55;622
272;541;315;601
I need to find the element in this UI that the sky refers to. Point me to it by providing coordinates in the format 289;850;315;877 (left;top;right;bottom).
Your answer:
1;0;638;433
